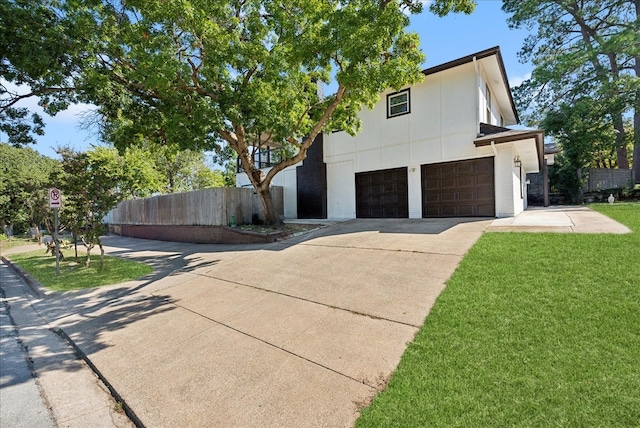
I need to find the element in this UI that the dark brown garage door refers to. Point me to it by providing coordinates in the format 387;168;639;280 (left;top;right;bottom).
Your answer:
422;158;495;217
356;167;408;218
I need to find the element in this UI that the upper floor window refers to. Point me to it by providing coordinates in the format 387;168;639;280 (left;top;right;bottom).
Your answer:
485;84;492;124
387;89;411;118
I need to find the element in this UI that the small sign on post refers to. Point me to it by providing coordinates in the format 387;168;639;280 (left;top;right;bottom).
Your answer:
49;188;62;208
49;188;62;276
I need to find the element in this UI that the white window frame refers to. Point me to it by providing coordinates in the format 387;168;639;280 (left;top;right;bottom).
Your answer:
387;89;411;118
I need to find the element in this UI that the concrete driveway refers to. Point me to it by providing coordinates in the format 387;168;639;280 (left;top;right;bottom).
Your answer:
33;218;491;427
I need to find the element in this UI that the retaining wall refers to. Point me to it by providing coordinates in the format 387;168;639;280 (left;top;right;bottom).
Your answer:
105;187;284;244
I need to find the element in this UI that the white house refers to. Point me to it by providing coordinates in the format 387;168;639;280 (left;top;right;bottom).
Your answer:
237;46;544;220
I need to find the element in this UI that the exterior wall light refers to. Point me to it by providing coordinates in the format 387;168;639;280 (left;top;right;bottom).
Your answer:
514;155;522;168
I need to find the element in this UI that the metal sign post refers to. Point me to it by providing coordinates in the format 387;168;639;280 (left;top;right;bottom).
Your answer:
49;188;62;276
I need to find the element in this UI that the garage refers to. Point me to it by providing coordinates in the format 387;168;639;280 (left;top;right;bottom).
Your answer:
422;158;495;217
356;167;408;218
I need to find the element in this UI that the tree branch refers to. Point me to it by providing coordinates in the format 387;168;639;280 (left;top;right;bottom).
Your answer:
264;85;347;184
1;86;77;111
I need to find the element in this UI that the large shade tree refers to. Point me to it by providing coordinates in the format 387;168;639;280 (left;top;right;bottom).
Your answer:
503;0;640;183
1;0;476;225
52;146;133;268
0;0;85;145
0;143;59;235
543;99;616;202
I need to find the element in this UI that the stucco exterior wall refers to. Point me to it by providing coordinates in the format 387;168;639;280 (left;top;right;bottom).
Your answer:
324;62;507;219
491;143;529;218
326;63;479;170
407;164;422;219
326;160;356;219
236;166;298;219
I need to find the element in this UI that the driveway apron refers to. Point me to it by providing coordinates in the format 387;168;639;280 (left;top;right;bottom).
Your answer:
40;218;491;427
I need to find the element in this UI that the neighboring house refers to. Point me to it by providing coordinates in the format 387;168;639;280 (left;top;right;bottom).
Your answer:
237;46;545;219
527;143;558;206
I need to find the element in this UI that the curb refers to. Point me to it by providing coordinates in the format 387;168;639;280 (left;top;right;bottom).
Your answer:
1;255;48;299
52;328;145;428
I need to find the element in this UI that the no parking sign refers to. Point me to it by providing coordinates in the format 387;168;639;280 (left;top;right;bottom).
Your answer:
49;188;62;208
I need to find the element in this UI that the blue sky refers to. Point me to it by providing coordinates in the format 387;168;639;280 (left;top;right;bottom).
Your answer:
3;1;533;160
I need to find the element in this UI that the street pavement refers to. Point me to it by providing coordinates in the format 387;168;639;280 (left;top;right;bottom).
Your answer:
0;276;55;428
0;207;631;427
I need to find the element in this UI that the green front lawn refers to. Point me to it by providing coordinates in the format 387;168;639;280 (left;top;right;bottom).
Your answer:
357;203;640;427
9;250;153;292
0;235;35;251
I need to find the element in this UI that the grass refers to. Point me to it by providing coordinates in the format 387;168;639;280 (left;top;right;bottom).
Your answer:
8;249;153;292
0;235;35;251
356;202;639;427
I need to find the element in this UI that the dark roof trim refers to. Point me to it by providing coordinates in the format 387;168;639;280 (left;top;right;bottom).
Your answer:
422;46;520;124
544;143;559;155
474;129;542;145
422;46;500;76
479;122;511;135
474;128;545;170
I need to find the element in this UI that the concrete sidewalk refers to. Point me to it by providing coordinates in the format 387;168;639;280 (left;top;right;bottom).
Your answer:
487;205;631;234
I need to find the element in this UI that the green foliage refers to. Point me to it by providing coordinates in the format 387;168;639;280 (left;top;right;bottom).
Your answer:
503;0;639;176
0;106;45;146
620;184;640;200
151;145;224;193
118;145;166;198
53;146;128;267
357;204;640;427
0;143;59;234
80;0;439;146
191;165;227;189
544;99;614;202
504;0;638;117
0;0;85;144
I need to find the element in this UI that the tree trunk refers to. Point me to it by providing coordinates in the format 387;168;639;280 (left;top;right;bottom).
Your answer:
634;107;640;184
73;231;79;261
84;241;94;267
613;113;630;169
98;239;104;270
256;184;283;226
32;224;41;243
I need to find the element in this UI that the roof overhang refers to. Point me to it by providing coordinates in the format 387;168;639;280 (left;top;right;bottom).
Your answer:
423;46;519;126
474;129;545;172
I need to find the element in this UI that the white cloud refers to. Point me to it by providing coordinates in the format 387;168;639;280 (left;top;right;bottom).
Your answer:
53;102;98;123
509;72;532;88
1;78;97;124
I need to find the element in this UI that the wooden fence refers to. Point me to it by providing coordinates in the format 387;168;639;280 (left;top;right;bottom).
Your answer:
584;168;632;192
105;186;284;226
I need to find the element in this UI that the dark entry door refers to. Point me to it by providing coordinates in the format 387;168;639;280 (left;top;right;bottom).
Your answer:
422;158;495;217
356;167;408;218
